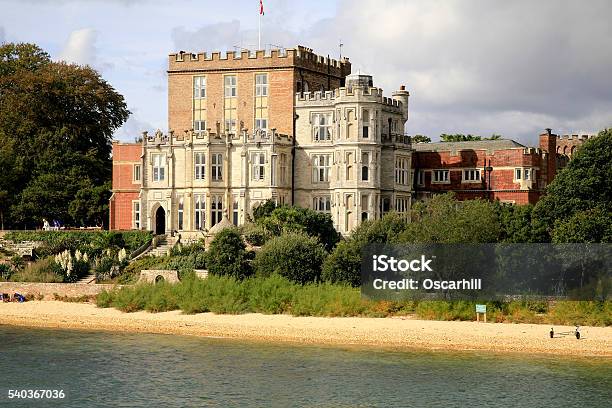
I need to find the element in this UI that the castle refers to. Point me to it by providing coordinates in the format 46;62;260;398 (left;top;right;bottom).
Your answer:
109;45;592;237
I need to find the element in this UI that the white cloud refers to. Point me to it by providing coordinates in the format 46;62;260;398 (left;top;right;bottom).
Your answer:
114;110;157;142
58;28;103;67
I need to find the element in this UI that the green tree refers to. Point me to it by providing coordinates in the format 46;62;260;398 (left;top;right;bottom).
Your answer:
69;181;113;228
0;42;129;228
411;134;431;143
493;202;547;243
440;134;482;142
552;207;612;243
253;231;326;284
252;199;279;222
398;193;500;243
257;206;340;251
534;129;612;239
206;228;252;279
322;213;408;286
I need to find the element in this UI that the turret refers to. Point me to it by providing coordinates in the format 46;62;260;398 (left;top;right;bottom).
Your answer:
392;85;410;122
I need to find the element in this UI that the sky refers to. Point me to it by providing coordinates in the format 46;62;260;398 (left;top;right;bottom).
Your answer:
1;0;611;145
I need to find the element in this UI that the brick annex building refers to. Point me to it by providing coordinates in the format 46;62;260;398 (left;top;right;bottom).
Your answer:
109;45;592;237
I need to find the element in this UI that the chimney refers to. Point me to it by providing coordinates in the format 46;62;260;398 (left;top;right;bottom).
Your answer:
539;128;557;186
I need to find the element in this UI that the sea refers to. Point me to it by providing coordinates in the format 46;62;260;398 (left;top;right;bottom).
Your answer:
0;326;610;407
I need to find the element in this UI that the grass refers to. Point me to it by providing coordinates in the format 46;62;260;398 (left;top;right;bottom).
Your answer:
9;257;64;283
95;274;612;326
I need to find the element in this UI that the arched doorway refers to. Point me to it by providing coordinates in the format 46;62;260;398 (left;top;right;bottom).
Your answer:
155;206;166;235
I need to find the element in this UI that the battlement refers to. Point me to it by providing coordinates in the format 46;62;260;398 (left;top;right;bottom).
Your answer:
523;147;546;156
295;86;403;110
168;44;351;77
141;128;292;146
557;134;595;141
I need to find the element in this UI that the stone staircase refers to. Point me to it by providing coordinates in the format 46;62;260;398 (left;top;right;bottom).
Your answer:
77;273;96;284
148;235;178;257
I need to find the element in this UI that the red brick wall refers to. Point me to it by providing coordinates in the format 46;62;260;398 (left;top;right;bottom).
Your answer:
110;142;142;230
413;147;546;205
109;192;138;230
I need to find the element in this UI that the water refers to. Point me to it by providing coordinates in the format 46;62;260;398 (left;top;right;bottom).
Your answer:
0;326;610;408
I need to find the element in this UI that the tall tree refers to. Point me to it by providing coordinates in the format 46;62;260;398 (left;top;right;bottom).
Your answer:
0;42;129;228
533;129;612;241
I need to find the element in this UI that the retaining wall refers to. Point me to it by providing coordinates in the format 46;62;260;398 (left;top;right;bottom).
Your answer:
0;282;122;298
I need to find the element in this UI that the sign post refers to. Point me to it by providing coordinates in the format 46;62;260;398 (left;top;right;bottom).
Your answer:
475;304;487;322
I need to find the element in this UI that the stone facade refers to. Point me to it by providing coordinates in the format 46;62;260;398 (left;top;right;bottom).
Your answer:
110;44;594;235
294;75;412;234
111;45;414;237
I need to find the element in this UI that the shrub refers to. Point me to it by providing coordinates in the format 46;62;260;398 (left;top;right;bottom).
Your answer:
321;240;362;286
253;231;326;284
206;228;251;279
0;264;12;281
94;256;116;281
4;230;152;258
256;206;340;251
241;223;270;246
321;213;409;287
243;274;296;314
10;257;64;283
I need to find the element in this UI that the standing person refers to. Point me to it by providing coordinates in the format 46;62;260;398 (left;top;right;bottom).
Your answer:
43;218;50;231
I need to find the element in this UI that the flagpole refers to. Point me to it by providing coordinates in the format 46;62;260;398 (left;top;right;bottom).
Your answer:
258;11;261;50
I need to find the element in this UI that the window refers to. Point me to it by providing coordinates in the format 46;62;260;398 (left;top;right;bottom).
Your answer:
224;75;237;97
313;113;332;141
233;198;239;226
252;152;265;181
212;153;223;181
224;119;237;133
515;168;522;180
194;194;205;230
280;153;287;184
178;199;184;230
193;76;206;98
211;195;223;226
152;154;165;182
433;169;449;183
255;73;268;96
524;168;531;180
133;202;140;229
361;152;370;181
312;154;331;182
395;197;410;213
463;169;481;182
361;194;369;221
194;120;206;133
133;164;141;182
381;197;391;215
362;109;370;138
313;196;331;213
255;118;268;130
194;152;206;180
395;157;409;185
416;170;425;186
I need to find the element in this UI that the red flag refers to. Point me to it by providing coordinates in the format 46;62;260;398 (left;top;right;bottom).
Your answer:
260;0;264;15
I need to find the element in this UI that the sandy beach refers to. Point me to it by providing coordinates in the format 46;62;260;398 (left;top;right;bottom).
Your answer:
1;301;610;357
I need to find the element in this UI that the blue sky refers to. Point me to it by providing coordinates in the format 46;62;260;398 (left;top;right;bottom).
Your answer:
1;0;611;145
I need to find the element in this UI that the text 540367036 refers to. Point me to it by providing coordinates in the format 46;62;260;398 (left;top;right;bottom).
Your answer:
7;390;65;399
